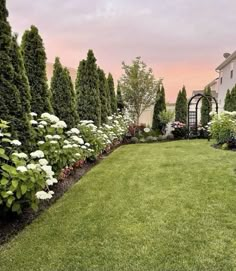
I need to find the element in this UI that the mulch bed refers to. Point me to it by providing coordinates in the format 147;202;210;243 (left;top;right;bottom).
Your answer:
0;144;121;246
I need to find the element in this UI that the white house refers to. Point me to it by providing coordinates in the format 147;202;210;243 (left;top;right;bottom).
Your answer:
215;52;236;112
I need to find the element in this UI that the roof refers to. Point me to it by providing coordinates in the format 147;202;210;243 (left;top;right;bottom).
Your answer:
216;51;236;71
191;89;218;99
205;77;219;89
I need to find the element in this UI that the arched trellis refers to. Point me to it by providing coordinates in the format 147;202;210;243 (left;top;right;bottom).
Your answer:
187;93;218;138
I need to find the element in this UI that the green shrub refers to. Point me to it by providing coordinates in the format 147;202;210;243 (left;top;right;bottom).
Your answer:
131;137;139;144
222;143;229;150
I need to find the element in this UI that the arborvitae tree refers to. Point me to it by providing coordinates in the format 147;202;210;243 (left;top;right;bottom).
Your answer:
75;59;86;120
230;85;236;111
224;89;232;111
50;57;78;128
107;73;117;114
175;86;187;123
0;0;22;137
106;79;112;115
97;67;109;123
152;84;166;131
21;25;52;115
201;87;212;126
76;50;101;126
117;81;125;113
10;34;32;146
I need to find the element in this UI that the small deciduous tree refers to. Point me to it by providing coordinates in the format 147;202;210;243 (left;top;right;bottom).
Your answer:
119;57;159;124
21;25;52;114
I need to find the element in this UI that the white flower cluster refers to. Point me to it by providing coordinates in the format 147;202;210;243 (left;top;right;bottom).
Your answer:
36;190;54;200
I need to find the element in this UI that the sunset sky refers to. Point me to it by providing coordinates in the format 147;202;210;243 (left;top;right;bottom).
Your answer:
7;0;236;102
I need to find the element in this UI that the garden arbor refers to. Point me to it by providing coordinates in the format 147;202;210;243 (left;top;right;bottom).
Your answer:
187;93;218;138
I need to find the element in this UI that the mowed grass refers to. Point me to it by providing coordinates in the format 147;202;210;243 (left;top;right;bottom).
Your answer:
1;140;236;270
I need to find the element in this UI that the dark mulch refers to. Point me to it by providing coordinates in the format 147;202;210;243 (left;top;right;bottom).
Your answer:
0;144;121;246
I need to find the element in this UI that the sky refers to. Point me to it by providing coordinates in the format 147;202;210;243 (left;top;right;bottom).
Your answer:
7;0;236;102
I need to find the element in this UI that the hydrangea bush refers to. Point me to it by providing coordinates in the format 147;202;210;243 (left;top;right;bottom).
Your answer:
208;111;236;146
0;113;130;214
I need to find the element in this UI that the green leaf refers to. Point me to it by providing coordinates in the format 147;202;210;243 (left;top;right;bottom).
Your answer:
0;153;9;160
2;138;11;143
16;188;22;199
31;202;38;212
1;178;8;185
12;202;21;213
7;196;15;207
21;184;27;195
12;179;18;188
1;164;17;176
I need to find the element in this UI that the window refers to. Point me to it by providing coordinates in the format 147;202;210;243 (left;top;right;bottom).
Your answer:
231;70;234;79
220;77;223;84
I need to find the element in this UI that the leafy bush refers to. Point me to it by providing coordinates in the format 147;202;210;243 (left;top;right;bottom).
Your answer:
130;137;139;144
0;113;130;214
171;121;188;139
146;136;157;143
209;111;236;145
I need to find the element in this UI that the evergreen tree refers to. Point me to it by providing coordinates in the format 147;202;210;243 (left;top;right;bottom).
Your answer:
97;67;109;123
50;57;78;128
75;59;86;120
201;87;212;126
106;78;112;115
224;89;232;111
230;85;236;111
175;86;187;123
152;84;166;131
21;25;52;115
0;0;22;137
76;50;101;126
107;73;117;114
117;81;125;113
10;34;32;146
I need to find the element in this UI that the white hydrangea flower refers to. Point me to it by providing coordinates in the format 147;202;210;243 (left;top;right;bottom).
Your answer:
41;165;54;178
12;152;28;159
39;159;48;166
35;191;53;200
72;144;79;148
85;143;90;147
45;135;53;140
46;178;58;186
107;116;113;120
81;145;87;149
51;121;67;129
30;112;37;117
41;113;59;123
17;166;28;172
75;153;81;157
38;125;44;129
53;135;61;140
50;140;58;144
11;140;22;146
38;141;45;145
30;150;44;159
30;120;38;125
27;164;37;170
40;120;48;126
70;128;80;134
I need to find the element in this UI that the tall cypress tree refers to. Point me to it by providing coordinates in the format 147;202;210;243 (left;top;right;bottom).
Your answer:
230;85;236;111
10;34;32;146
21;25;52;115
75;59;87;120
107;73;117;114
117;81;125;113
76;50;101;126
152;84;166;131
50;57;78;128
175;86;187;123
201;87;212;126
0;0;22;138
224;89;232;111
97;67;109;124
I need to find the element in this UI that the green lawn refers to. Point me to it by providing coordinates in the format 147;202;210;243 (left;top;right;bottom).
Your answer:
1;140;236;270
